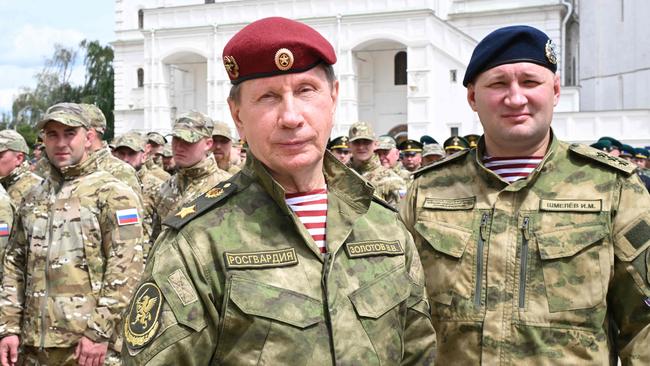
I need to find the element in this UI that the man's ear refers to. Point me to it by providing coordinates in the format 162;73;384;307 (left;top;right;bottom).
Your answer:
467;84;478;112
228;98;245;140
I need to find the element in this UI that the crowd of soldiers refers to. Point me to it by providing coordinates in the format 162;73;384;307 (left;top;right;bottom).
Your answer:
0;16;648;366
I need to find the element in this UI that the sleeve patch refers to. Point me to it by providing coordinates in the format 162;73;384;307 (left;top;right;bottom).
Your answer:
124;282;163;349
624;220;650;250
0;223;9;236
116;208;141;226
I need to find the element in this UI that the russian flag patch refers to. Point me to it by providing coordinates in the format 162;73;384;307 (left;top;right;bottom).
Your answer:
0;223;9;237
116;208;140;226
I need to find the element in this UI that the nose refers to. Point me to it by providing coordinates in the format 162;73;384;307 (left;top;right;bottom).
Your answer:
278;95;304;129
504;82;527;107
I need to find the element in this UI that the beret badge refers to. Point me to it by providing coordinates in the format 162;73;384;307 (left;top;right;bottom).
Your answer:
545;40;557;65
223;56;240;79
275;48;294;71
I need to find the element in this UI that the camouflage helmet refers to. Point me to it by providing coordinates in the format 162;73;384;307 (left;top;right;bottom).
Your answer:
113;132;145;152
172;111;213;143
0;129;30;154
376;135;397;150
348;121;375;142
212;121;233;141
80;104;107;134
37;102;90;130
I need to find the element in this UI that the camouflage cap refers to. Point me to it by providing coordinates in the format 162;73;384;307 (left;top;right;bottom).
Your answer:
146;132;167;146
80;104;107;134
0;129;30;154
422;143;445;157
162;143;173;158
212;121;233;141
114;132;145;152
37;102;89;130
348;121;375;142
376;135;396;150
172;111;213;143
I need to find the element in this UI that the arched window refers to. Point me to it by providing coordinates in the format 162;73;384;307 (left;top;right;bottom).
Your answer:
394;51;407;85
138;9;144;29
137;68;144;88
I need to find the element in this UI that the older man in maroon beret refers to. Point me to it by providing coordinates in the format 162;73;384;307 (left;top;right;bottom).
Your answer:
122;17;435;365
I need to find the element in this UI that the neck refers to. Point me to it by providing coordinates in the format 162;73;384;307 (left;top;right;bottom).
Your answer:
485;132;550;157
216;155;230;170
269;161;326;194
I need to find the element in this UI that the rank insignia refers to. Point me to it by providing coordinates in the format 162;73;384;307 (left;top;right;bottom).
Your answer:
545;39;557;65
205;187;223;199
275;48;294;71
124;282;163;349
175;205;196;219
223;55;239;79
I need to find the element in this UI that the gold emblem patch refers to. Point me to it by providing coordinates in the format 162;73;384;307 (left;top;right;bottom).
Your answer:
274;48;294;71
124;282;163;349
205;187;223;198
223;55;239;78
175;205;196;219
545;39;557;65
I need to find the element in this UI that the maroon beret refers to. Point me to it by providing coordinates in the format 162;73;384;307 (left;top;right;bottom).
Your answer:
222;17;336;84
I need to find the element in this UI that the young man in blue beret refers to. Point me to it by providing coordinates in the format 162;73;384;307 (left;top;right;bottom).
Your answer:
121;17;436;365
402;25;650;364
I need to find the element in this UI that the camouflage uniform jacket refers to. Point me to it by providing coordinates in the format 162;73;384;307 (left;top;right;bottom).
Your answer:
121;152;436;365
401;135;650;365
393;162;413;182
144;157;171;182
351;154;406;207
151;155;230;239
137;168;166;257
0;152;145;351
220;161;241;175
92;145;142;196
32;156;51;179
0;185;14;282
0;161;42;207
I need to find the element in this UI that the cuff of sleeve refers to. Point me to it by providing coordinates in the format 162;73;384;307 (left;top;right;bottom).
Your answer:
83;328;110;343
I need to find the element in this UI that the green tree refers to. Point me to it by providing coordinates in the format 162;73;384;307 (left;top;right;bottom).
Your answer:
80;40;115;140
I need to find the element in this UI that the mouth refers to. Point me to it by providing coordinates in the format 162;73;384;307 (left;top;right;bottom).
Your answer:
501;113;531;122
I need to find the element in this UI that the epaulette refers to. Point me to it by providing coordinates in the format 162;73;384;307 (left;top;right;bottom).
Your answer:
163;179;238;230
414;149;470;178
568;143;637;176
371;194;398;213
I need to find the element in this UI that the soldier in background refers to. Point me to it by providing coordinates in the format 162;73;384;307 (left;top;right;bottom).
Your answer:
0;103;145;366
0;185;13;283
327;135;351;165
349;122;406;206
402;25;650;364
443;135;469;155
150;112;231;242
160;143;176;175
122;16;435;365
597;136;623;157
376;135;410;180
142;132;171;182
211;121;241;175
464;134;480;149
420;142;445;167
0;130;42;207
398;139;423;173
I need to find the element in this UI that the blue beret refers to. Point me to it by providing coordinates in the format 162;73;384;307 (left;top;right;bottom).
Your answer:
463;25;558;87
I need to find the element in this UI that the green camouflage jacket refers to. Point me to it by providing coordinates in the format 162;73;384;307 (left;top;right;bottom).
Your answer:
144;157;171;182
151;154;230;242
0;152;145;352
0;185;14;282
0;161;42;207
401;135;650;365
121;152;436;365
351;154;406;207
92;145;142;196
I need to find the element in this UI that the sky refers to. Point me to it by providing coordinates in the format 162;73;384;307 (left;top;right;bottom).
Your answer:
0;0;114;114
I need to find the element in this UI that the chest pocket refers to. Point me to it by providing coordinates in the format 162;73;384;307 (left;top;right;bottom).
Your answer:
535;218;610;312
216;275;323;365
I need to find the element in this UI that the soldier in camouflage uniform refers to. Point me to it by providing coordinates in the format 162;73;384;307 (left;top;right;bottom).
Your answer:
0;185;13;283
376;135;411;181
113;132;165;257
122;17;435;365
151;112;231;242
211;120;241;175
349;122;406;207
160;143;175;175
0;130;43;207
0;104;145;366
78;103;142;196
401;25;650;364
142;132;170;182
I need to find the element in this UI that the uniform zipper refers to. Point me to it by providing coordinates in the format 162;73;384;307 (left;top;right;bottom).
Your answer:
321;253;336;364
474;213;489;308
40;199;56;349
518;216;530;309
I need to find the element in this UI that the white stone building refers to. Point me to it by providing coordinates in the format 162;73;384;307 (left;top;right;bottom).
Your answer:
112;0;650;146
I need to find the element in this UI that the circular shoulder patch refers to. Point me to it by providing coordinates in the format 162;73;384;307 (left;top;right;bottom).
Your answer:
124;282;163;349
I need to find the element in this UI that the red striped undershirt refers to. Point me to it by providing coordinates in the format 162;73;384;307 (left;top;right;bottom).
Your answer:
285;187;328;253
483;156;543;183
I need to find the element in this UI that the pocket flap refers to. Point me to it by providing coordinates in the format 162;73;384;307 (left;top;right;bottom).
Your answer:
229;276;322;329
349;266;410;319
414;220;472;258
536;223;608;260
